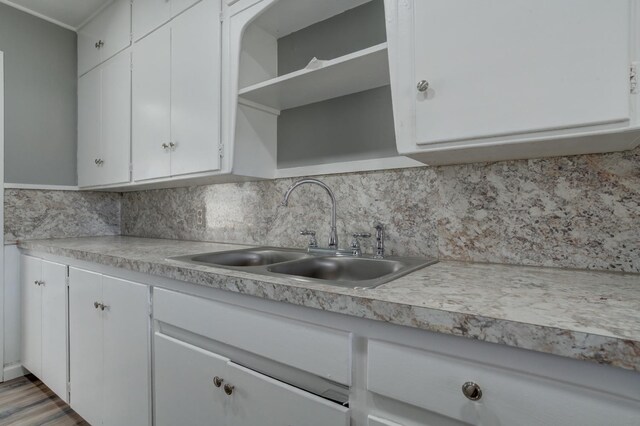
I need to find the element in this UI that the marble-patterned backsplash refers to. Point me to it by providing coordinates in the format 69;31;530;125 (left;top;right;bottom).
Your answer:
122;146;640;273
4;189;121;243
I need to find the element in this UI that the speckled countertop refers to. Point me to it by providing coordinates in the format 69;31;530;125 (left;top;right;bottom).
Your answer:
17;236;640;372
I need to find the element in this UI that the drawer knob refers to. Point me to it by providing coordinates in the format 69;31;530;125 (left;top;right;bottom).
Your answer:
417;80;430;92
213;376;223;387
462;381;482;401
224;384;234;395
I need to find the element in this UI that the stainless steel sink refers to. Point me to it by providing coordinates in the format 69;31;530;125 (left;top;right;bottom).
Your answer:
171;248;311;268
169;247;436;289
268;255;435;288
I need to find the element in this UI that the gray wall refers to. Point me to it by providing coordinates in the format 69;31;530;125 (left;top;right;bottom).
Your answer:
0;3;77;185
276;0;395;168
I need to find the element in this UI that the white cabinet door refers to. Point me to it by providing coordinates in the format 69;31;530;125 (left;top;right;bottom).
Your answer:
96;0;132;62
40;260;68;403
78;68;102;187
20;255;41;378
170;0;221;176
155;334;229;426
133;0;172;41
102;276;150;426
101;52;131;185
78;0;131;75
409;0;629;145
132;25;172;181
69;268;103;426
77;17;103;75
226;362;350;426
171;0;202;20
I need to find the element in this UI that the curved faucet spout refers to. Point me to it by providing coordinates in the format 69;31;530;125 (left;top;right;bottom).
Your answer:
281;178;338;249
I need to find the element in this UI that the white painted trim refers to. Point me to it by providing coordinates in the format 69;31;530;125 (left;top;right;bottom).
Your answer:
4;183;80;191
0;51;5;381
275;155;423;179
0;0;77;31
3;363;27;381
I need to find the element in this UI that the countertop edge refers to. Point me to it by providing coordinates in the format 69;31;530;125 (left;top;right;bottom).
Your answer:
17;239;640;373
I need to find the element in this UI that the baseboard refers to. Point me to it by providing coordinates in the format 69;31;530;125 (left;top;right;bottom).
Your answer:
3;363;27;382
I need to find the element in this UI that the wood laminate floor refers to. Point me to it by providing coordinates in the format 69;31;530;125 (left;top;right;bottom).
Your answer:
0;375;88;426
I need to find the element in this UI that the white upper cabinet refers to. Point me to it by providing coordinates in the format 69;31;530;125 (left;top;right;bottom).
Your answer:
77;0;131;75
132;0;201;41
387;0;640;165
132;26;172;181
78;51;131;188
132;0;221;181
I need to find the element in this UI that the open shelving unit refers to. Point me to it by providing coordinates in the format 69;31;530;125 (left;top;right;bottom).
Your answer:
227;0;422;180
239;43;389;112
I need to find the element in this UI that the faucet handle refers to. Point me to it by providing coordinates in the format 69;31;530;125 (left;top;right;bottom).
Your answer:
350;232;371;256
300;230;318;248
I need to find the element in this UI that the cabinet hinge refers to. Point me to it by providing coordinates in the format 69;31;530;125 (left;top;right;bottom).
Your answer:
67;382;71;395
65;277;70;288
218;144;224;158
631;63;638;95
219;11;224;22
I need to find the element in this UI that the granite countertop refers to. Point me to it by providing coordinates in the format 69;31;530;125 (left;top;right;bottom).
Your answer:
17;236;640;372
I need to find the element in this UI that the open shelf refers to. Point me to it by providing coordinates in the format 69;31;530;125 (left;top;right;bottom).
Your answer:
275;155;423;178
238;43;389;112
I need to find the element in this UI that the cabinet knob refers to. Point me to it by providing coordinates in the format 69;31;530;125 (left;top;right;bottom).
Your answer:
223;384;234;395
34;280;39;286
169;142;176;149
100;304;109;311
38;280;44;286
213;376;224;387
94;301;101;310
417;80;430;92
95;40;104;49
161;143;169;149
94;158;104;165
461;381;482;401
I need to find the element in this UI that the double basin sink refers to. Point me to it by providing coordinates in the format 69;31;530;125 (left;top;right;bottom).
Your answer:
170;247;437;289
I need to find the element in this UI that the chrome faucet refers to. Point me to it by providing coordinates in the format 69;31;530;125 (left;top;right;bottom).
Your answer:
374;223;385;258
281;178;339;249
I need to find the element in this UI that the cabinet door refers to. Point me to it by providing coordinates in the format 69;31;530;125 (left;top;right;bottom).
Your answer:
171;0;202;20
226;362;350;426
95;0;132;62
133;0;172;41
170;0;221;176
41;260;68;403
132;25;172;181
102;276;150;426
409;0;630;145
78;68;102;188
69;268;103;426
155;334;229;426
20;255;42;378
101;51;132;186
77;18;103;75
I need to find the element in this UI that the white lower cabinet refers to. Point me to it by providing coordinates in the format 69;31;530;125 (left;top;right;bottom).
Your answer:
367;340;640;426
20;255;68;402
154;333;350;426
69;268;150;426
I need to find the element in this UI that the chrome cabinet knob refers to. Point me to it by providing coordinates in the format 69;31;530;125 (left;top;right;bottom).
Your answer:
169;142;176;149
213;376;224;387
38;280;44;286
100;304;109;311
161;143;169;149
95;40;104;49
94;301;101;310
417;80;430;92
94;158;104;165
223;384;234;395
34;280;39;286
462;382;482;401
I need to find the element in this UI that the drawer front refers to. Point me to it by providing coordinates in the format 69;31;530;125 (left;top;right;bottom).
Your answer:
154;288;352;385
368;340;640;426
227;361;350;426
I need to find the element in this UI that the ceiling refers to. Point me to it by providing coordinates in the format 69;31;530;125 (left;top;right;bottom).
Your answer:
1;0;112;30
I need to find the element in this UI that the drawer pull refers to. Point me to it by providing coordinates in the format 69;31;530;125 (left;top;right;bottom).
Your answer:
224;384;235;395
213;376;223;387
462;381;482;401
